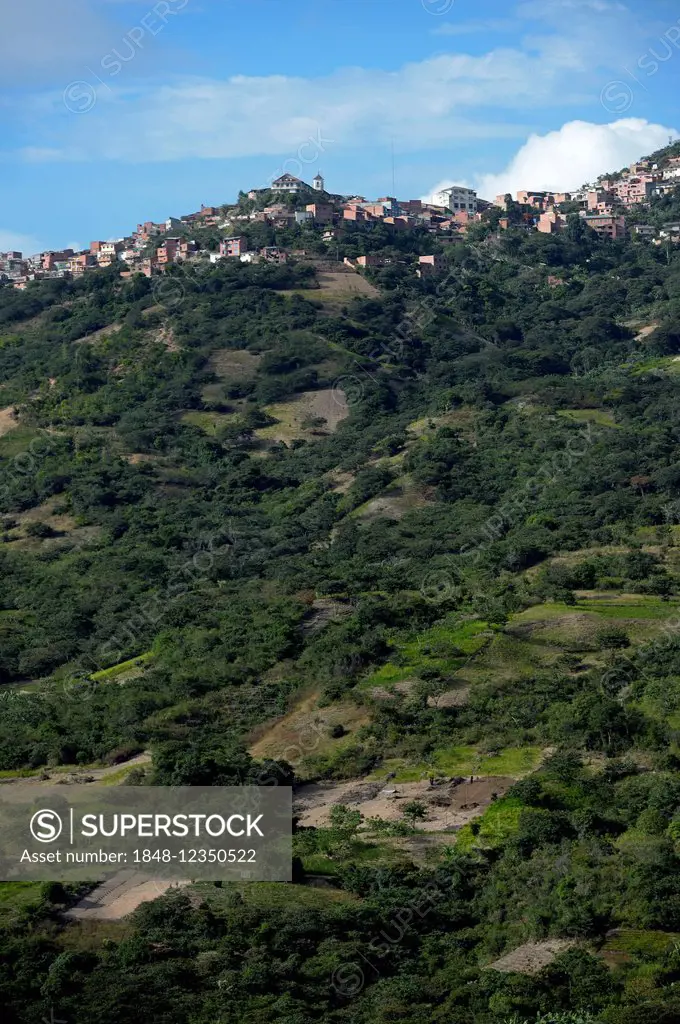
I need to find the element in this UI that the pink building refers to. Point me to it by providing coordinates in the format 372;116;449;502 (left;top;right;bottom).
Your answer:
516;191;554;209
42;249;74;271
220;236;247;258
305;203;334;225
537;211;566;234
68;253;97;275
582;214;627;239
343;208;369;222
612;176;657;207
157;237;181;265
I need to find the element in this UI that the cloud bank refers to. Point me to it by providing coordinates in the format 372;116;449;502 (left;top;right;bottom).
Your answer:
472;119;678;198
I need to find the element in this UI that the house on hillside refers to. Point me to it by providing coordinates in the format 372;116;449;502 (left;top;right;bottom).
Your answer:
434;185;477;213
220;236;247;258
581;214;627;239
632;225;656;239
270;174;309;194
659;222;680;243
416;254;445;277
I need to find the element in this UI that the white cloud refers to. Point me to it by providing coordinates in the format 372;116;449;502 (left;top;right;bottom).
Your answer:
13;38;606;166
0;229;45;255
471;118;679;198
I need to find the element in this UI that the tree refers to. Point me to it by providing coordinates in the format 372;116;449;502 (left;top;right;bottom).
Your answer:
401;800;427;827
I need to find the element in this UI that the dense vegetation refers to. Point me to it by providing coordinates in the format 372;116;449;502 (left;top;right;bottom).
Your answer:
3;152;680;1022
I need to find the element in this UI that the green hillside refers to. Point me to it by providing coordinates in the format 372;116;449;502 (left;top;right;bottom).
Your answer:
2;162;680;1023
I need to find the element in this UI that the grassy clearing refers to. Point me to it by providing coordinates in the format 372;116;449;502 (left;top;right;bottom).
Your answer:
600;929;680;958
0;882;44;922
508;597;680;649
557;408;619;427
191;880;356;910
407;407;478;439
256;389;349;444
299;841;403;876
464;632;563;685
630;354;680;376
208;348;262;381
370;746;541;783
56;919;134;951
0;766;43;779
180;410;241;435
350;475;432;521
0;425;43;456
277;272;379;306
455;796;525;853
358;617;492;693
97;764;142;786
91;652;153;682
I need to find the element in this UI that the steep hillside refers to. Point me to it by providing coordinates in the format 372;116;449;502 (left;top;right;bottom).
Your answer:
2;214;680;1023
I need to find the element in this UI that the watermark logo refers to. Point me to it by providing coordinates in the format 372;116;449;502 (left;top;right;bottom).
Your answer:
421;0;456;14
63;81;97;114
600;80;634;114
30;809;63;843
331;963;365;997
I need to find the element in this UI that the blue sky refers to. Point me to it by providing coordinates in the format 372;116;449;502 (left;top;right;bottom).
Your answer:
2;0;680;252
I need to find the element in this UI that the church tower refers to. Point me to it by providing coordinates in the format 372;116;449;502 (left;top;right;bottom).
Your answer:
313;172;325;192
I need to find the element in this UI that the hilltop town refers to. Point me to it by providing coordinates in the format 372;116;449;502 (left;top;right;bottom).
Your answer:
2;147;680;290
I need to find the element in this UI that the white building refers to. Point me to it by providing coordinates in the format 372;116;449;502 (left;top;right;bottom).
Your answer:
434;185;478;214
313;173;325;191
270;174;308;194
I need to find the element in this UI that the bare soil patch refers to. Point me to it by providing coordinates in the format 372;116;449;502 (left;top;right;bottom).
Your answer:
487;939;577;975
73;323;122;346
634;323;658;342
327;469;355;494
154;325;179;352
428;685;471;708
0;406;18;437
65;873;189;921
317;271;379;298
294;775;514;833
123;452;163;465
355;480;432;521
249;691;369;764
302;598;353;636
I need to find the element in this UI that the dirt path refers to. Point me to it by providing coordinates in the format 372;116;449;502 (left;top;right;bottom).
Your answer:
65;872;189;921
0;752;151;787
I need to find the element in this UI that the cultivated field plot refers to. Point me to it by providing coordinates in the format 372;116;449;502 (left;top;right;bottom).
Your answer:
256;388;349;443
507;594;680;649
278;270;379;306
369;746;542;783
487;939;577;975
249;690;369;765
